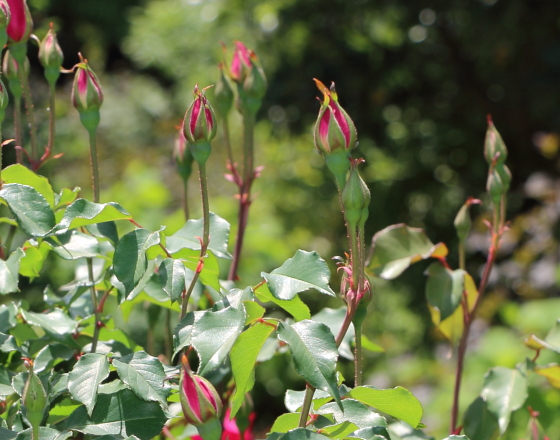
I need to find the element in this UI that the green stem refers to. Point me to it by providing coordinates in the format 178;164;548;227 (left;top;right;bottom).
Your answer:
298;307;356;427
354;323;363;387
242;112;255;184
88;128;100;203
14;97;23;164
87;258;101;353
32;424;39;440
4;225;15;255
181;162;210;320
222;117;234;168
18;67;38;162
47;84;56;158
182;178;190;221
458;242;465;271
164;308;173;361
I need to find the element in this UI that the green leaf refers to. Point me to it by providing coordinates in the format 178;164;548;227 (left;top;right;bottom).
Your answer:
86;222;119;246
535;364;560;388
61;389;166;439
0;304;17;333
368;224;447;279
158;258;186;302
244;301;265;325
113;351;170;407
318;421;359;439
316;399;387;430
463;397;499;440
1;164;55;208
0;248;24;294
277;320;341;408
55;187;81;210
21;310;79;348
51;230;101;260
177;248;221;291
441;437;470;440
57;199;131;230
262;250;335;300
192;306;246;375
0;426;16;439
19;242;50;279
347;386;423;428
361;335;384;353
166;213;232;259
424;263;465;321
480;366;528;434
285;389;332;413
312;307;354;360
13;427;72;440
0;184;56;237
255;283;310;322
230;321;276;417
172;311;205;358
277;428;331;440
34;343;75;373
68;353;110;417
114;229;161;295
386;421;434;440
269;413;301;433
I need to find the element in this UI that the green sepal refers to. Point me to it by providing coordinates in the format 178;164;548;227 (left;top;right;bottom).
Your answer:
325;149;351;191
190;141;212;166
196;417;222;440
80;110;101;133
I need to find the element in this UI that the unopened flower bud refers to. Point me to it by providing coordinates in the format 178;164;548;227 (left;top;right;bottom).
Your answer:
495;163;511;193
38;23;63;86
454;197;480;244
179;355;222;426
487;167;504;207
71;54;103;132
6;0;31;44
2;48;28;99
342;158;371;230
484;115;507;166
183;84;216;165
214;63;234;117
174;124;194;182
0;0;11;50
313;79;357;190
230;41;266;115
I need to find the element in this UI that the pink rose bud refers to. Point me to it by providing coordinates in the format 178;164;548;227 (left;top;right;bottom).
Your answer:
2;48;28;99
313;78;357;155
179;355;222;426
183;84;216;165
174;123;194;182
313;79;357;190
38;23;63;86
0;0;11;49
229;41;267;114
71;54;103;132
6;0;31;44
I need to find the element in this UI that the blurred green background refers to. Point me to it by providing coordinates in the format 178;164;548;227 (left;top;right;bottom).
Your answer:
4;0;560;438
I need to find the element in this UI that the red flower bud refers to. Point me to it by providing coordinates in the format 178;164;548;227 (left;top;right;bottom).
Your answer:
0;0;10;49
313;79;357;155
71;54;103;132
6;0;31;44
229;41;267;114
179;355;222;426
174;123;194;182
39;23;63;86
2;48;28;98
230;41;252;83
183;84;217;145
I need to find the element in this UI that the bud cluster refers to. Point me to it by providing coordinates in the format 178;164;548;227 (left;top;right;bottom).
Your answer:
484;115;511;206
229;41;266;115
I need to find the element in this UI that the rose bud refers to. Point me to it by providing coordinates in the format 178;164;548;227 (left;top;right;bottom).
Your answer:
183;84;216;165
174;124;194;182
484;115;507;166
230;41;266;115
38;23;63;86
2;48;28;99
214;63;234;118
313;78;357;190
342;158;370;231
71;54;103;132
179;355;222;426
5;0;32;65
453;197;481;244
0;0;11;50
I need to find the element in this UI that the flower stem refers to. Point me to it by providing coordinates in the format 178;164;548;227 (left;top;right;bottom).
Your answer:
228;112;255;281
87;258;101;353
450;230;500;433
18;67;38;163
47;84;56;158
183;178;190;221
181;162;210;320
13;97;23;164
88;128;100;203
222;117;234;169
354;322;363;387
